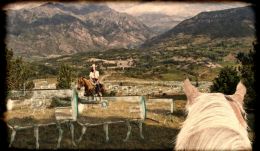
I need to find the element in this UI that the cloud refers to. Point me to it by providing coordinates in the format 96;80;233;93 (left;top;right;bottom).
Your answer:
4;1;250;20
3;2;45;10
107;1;250;18
106;2;141;12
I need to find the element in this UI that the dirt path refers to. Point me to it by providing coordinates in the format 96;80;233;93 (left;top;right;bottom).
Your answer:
99;71;113;82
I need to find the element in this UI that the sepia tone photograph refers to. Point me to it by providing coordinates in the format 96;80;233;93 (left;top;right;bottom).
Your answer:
1;0;256;150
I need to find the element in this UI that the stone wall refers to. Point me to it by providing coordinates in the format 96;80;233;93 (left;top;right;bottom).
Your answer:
7;89;72;111
103;81;212;96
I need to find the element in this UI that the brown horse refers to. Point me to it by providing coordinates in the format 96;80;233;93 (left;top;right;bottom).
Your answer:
77;77;105;101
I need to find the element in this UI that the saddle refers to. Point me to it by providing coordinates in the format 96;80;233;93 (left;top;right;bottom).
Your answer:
90;79;102;94
90;78;98;85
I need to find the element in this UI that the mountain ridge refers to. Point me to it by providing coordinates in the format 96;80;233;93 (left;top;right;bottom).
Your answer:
141;6;255;48
136;13;184;34
6;2;155;57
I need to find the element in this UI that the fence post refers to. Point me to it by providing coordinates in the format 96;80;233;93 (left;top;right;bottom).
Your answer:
104;123;109;142
140;96;146;120
71;88;78;121
56;122;63;149
9;128;16;147
34;125;39;149
139;96;146;140
123;120;131;142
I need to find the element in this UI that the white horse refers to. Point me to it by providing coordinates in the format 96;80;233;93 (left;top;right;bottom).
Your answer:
175;79;251;150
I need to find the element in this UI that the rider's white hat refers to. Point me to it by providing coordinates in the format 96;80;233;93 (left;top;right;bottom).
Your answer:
90;64;97;68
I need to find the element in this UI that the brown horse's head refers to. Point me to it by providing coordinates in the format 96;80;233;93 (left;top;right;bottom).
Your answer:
77;77;85;90
77;77;95;91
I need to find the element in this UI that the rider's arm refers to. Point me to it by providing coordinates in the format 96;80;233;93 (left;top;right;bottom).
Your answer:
95;71;99;79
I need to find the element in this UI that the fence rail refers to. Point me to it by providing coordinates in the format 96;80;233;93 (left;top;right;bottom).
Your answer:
7;88;179;149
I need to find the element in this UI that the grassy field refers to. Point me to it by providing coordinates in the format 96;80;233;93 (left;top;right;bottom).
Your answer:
6;94;255;150
160;67;187;81
7;98;187;150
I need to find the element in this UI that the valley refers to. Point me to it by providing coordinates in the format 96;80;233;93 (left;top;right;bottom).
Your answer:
4;2;256;150
4;3;255;83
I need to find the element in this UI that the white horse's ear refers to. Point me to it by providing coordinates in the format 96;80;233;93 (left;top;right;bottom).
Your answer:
228;81;247;105
183;78;200;104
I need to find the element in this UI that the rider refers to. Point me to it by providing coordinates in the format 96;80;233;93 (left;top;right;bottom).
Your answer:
89;64;101;96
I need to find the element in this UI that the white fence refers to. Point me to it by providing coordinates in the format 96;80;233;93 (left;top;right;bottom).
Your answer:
8;89;170;149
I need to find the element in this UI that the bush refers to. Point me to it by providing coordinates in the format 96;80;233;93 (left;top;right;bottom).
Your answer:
49;96;71;108
210;66;240;94
103;90;117;96
236;46;256;110
25;81;35;90
56;64;74;89
6;48;35;90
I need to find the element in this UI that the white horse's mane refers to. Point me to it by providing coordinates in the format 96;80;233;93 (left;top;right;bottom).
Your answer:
175;93;251;150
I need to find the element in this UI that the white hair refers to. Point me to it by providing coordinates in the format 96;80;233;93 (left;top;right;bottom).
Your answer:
175;93;251;150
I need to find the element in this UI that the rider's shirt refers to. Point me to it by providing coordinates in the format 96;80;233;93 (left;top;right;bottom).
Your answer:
89;70;99;82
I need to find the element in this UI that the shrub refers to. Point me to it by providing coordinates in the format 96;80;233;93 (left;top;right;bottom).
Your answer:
210;66;240;94
6;48;35;90
56;64;74;89
236;45;256;110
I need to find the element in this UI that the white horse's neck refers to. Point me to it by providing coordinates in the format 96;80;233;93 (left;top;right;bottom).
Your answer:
176;93;251;150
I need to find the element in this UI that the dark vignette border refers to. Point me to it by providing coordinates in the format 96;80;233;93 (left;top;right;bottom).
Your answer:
0;0;258;150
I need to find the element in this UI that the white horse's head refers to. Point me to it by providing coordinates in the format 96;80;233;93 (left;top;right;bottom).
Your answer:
175;78;251;150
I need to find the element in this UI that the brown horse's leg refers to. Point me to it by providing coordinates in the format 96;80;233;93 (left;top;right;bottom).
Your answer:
98;85;105;102
84;90;87;96
94;91;102;102
89;89;95;101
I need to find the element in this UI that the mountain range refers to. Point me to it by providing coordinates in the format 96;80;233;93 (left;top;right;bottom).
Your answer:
141;6;255;49
5;3;255;57
5;2;154;57
136;13;183;35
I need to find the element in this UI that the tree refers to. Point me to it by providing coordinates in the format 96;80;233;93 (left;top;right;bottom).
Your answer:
6;48;35;90
210;42;256;112
6;48;13;89
210;66;240;94
236;45;256;110
56;64;73;89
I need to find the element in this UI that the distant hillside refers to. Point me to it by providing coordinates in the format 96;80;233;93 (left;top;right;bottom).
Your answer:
136;13;183;35
141;6;255;49
5;2;154;57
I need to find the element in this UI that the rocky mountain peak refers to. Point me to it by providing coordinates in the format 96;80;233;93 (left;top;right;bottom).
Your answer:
141;6;255;48
5;2;154;57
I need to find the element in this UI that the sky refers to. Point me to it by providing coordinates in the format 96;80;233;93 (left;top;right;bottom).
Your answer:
107;1;249;18
4;1;250;19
